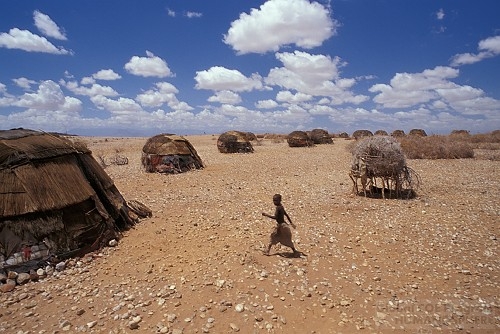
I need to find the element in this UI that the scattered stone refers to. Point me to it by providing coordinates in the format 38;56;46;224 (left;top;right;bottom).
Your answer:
16;273;31;285
229;323;240;332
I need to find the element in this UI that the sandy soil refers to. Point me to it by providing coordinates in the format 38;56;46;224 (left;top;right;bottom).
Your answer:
1;135;499;334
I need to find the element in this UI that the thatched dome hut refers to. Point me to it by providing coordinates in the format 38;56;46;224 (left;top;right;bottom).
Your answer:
142;134;204;173
309;129;333;144
217;131;254;153
409;129;427;137
352;130;373;140
337;132;349;139
287;131;314;147
0;128;138;264
391;130;406;137
374;130;388;136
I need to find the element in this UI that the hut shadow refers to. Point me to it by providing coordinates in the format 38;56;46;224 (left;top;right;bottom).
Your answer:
356;186;417;200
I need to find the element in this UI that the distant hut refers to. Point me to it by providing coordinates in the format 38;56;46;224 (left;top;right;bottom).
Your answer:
0;128;139;264
391;130;406;137
352;130;373;140
450;130;470;136
287;131;314;147
409;129;427;137
337;132;349;139
374;130;388;136
244;131;258;141
142;134;204;173
217;131;254;153
310;129;333;144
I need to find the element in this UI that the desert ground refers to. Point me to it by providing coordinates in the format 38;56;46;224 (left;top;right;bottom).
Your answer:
1;135;498;334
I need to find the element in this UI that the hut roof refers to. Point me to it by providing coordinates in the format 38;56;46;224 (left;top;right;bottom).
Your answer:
352;130;373;140
217;131;254;153
1;129;137;259
0;128;89;169
287;131;314;147
142;133;199;156
310;129;333;144
218;131;251;143
0;129;102;217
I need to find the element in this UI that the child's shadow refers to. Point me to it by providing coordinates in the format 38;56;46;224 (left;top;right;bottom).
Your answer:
276;251;307;258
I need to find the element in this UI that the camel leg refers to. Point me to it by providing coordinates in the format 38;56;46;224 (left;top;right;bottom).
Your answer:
349;172;359;195
381;178;386;199
360;174;367;197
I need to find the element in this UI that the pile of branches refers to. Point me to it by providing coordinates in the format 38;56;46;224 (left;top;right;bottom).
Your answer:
350;136;420;199
96;153;129;169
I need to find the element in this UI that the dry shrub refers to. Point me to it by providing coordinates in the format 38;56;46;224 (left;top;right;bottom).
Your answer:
399;135;474;159
469;131;500;145
254;139;264;146
263;133;287;141
271;137;285;144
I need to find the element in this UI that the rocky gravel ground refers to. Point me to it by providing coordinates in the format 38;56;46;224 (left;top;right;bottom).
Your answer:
1;135;498;334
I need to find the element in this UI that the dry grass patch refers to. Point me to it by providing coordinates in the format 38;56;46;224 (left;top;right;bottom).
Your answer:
399;131;499;160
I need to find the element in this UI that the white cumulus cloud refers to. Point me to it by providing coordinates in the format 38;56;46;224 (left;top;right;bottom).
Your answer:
369;65;500;118
62;80;119;97
13;77;37;90
92;69;122;81
208;90;242;104
255;99;279;109
224;0;337;54
91;95;144;115
276;90;312;104
136;82;184;108
451;35;500;66
13;80;81;112
265;51;368;104
436;9;445;20
124;51;173;78
33;10;67;40
195;66;263;92
369;66;458;108
0;28;71;54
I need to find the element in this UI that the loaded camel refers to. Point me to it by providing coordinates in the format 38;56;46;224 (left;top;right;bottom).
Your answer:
349;136;419;199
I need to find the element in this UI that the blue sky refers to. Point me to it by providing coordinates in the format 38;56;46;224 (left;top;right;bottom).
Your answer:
1;0;499;136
